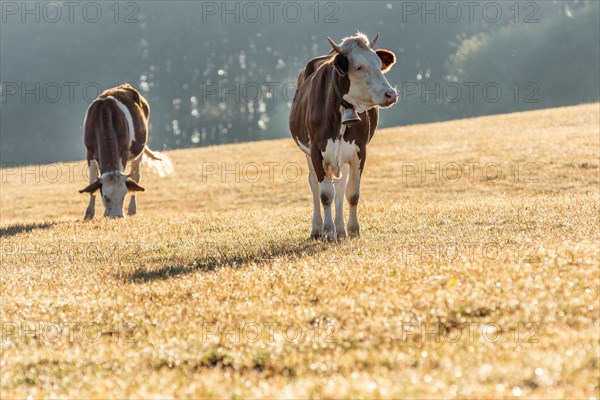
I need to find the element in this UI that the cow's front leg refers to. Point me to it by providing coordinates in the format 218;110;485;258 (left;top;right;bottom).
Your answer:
319;179;336;242
127;154;142;216
334;164;349;239
306;155;323;239
84;160;99;220
311;144;336;242
346;159;362;238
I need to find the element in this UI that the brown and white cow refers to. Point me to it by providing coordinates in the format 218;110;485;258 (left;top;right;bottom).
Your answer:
289;33;398;241
79;83;160;219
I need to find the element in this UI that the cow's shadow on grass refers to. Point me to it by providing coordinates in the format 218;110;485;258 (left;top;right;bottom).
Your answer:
127;239;328;283
0;222;54;238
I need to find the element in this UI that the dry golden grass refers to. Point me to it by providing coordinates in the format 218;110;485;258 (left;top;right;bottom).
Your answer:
1;103;599;399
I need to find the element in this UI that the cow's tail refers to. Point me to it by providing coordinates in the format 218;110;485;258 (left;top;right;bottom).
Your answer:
142;146;174;177
144;145;162;160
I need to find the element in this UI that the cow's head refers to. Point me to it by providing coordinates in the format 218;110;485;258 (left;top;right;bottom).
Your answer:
79;171;145;218
328;32;398;112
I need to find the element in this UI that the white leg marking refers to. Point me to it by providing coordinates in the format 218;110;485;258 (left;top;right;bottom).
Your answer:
346;160;361;237
127;154;142;216
334;163;349;239
84;160;99;220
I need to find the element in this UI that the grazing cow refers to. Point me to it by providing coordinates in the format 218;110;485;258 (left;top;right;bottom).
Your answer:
289;33;398;241
79;83;160;219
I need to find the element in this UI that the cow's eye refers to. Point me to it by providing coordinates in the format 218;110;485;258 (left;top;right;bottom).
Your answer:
356;66;364;72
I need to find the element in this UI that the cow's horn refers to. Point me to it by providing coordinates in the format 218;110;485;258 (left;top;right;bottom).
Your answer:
370;33;380;49
327;37;343;54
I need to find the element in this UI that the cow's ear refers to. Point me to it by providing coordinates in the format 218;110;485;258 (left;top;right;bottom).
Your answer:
79;180;102;194
376;49;396;73
126;179;145;192
333;53;348;76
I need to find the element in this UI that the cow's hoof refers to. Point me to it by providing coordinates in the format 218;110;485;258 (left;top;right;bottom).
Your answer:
128;208;137;216
347;224;360;238
84;214;94;221
322;227;337;243
310;225;323;240
323;234;336;243
336;229;347;240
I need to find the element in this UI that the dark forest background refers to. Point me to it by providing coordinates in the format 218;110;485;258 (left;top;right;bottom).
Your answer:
1;0;598;163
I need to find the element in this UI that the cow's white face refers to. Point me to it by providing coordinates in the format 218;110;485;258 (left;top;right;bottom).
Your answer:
100;172;129;218
330;33;398;113
79;171;145;218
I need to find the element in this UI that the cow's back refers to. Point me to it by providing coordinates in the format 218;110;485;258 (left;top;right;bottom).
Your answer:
98;85;149;159
295;54;333;89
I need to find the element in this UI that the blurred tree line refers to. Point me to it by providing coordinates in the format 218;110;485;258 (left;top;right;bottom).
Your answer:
1;1;597;163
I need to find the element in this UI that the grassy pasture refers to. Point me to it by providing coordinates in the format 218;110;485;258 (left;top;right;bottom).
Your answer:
1;104;599;398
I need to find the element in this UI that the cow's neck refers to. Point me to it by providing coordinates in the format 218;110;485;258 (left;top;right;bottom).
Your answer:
332;69;353;110
97;136;125;174
329;72;352;132
332;72;351;107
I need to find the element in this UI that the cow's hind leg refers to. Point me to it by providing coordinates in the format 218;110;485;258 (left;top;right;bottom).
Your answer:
334;164;349;239
84;159;99;220
346;160;362;238
306;155;323;239
127;154;142;216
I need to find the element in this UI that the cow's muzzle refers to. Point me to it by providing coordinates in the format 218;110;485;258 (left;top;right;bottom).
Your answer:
379;90;398;107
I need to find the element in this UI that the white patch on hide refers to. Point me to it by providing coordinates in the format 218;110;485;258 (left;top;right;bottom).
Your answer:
112;97;135;148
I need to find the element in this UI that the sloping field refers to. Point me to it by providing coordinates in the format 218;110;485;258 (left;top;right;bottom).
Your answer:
1;104;599;398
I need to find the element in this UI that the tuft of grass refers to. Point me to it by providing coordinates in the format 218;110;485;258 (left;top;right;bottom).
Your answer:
1;104;599;398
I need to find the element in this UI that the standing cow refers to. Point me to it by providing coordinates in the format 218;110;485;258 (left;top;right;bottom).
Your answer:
79;83;160;219
289;33;398;241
